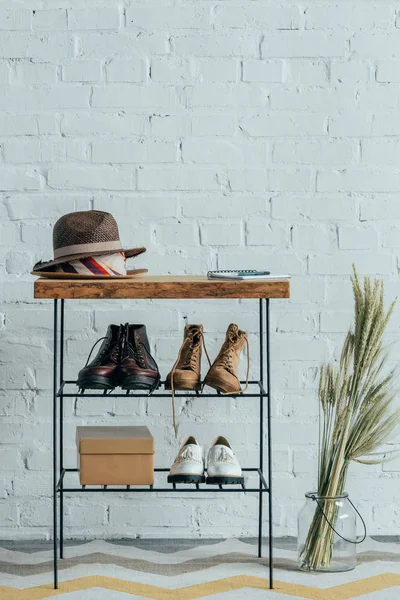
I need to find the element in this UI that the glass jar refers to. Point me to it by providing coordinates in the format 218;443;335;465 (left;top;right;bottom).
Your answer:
298;492;357;572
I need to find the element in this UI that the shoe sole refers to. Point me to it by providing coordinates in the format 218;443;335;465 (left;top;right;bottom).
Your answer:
206;475;244;485
203;377;239;396
77;375;115;390
167;474;206;484
120;374;161;393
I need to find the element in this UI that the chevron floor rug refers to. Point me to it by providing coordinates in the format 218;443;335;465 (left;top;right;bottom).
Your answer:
0;537;399;599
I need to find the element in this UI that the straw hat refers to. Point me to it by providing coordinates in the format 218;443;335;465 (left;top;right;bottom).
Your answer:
32;210;147;278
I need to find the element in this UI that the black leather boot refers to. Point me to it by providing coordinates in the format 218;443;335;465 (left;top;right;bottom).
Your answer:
77;324;122;390
119;324;160;393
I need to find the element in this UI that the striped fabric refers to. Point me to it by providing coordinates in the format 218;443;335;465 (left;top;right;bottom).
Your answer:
54;252;126;276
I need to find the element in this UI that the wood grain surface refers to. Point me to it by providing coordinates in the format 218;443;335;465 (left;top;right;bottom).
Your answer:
34;275;290;300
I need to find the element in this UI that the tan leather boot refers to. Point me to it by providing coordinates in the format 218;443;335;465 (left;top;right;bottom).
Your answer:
166;324;211;435
203;324;249;395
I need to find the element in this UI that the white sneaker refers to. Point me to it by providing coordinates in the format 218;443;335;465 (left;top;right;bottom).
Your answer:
168;436;205;484
206;436;244;485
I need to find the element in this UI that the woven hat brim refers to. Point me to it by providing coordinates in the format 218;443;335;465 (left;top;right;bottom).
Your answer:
31;269;148;279
32;247;146;272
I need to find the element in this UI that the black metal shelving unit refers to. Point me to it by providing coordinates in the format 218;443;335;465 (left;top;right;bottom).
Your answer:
50;295;274;590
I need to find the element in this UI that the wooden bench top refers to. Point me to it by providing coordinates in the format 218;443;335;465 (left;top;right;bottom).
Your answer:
34;275;290;300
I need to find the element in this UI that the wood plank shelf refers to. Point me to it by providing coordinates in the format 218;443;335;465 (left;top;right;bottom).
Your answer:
34;275;290;300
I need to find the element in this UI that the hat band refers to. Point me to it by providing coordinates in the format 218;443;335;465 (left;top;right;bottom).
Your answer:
54;240;122;259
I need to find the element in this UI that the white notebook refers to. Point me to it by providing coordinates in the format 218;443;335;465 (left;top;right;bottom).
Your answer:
207;270;290;281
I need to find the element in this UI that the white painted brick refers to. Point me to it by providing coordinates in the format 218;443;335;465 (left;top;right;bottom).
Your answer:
191;115;236;136
339;226;378;250
246;221;287;247
137;167;219;191
272;194;356;221
92;141;177;164
0;9;31;30
190;83;267;107
360;195;400;220
331;61;371;84
273;140;355;166
62;60;102;82
62;112;146;136
372;113;400;135
65;503;107;527
285;60;328;84
173;34;255;58
36;114;59;135
155;223;199;247
228;168;267;191
262;32;347;58
0;223;20;245
269;169;315;192
0;502;17;526
4;138;41;163
93;197;178;219
6;195;87;220
68;8;120;30
0;86;89;110
362;139;400;165
79;32;167;60
243;60;283;82
276;311;319;334
377;60;400;82
33;9;67;30
151;59;192;84
106;58;146;83
0;447;20;471
329;112;372;136
357;85;400;111
317;169;400;193
309;252;394;275
0;61;9;83
0;168;41;191
149;114;189;137
215;5;300;30
241;112;327;136
127;6;209;30
91;85;177;109
352;32;400;58
15;62;58;84
181;197;266;218
320;311;353;333
48;166;134;190
0;33;73;61
182;138;266;165
271;86;353;111
197;58;238;82
305;5;392;31
200;222;242;246
292;224;337;252
379;225;400;248
12;472;49;497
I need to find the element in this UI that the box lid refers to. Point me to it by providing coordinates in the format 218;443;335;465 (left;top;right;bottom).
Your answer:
76;426;154;455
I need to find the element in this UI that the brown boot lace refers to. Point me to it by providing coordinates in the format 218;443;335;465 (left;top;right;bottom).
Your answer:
170;326;212;438
218;325;250;395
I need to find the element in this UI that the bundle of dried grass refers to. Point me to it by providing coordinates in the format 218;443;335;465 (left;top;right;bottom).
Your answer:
300;266;399;570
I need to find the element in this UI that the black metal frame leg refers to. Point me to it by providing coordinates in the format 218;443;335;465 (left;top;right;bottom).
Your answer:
53;299;58;589
258;298;264;559
59;299;65;560
266;298;273;589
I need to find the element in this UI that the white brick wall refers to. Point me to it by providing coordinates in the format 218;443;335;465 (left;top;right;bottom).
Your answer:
0;0;399;541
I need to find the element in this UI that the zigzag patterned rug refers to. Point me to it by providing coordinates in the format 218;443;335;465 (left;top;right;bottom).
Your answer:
0;537;399;599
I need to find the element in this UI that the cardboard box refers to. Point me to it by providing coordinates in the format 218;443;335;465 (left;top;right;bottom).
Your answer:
76;426;154;485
